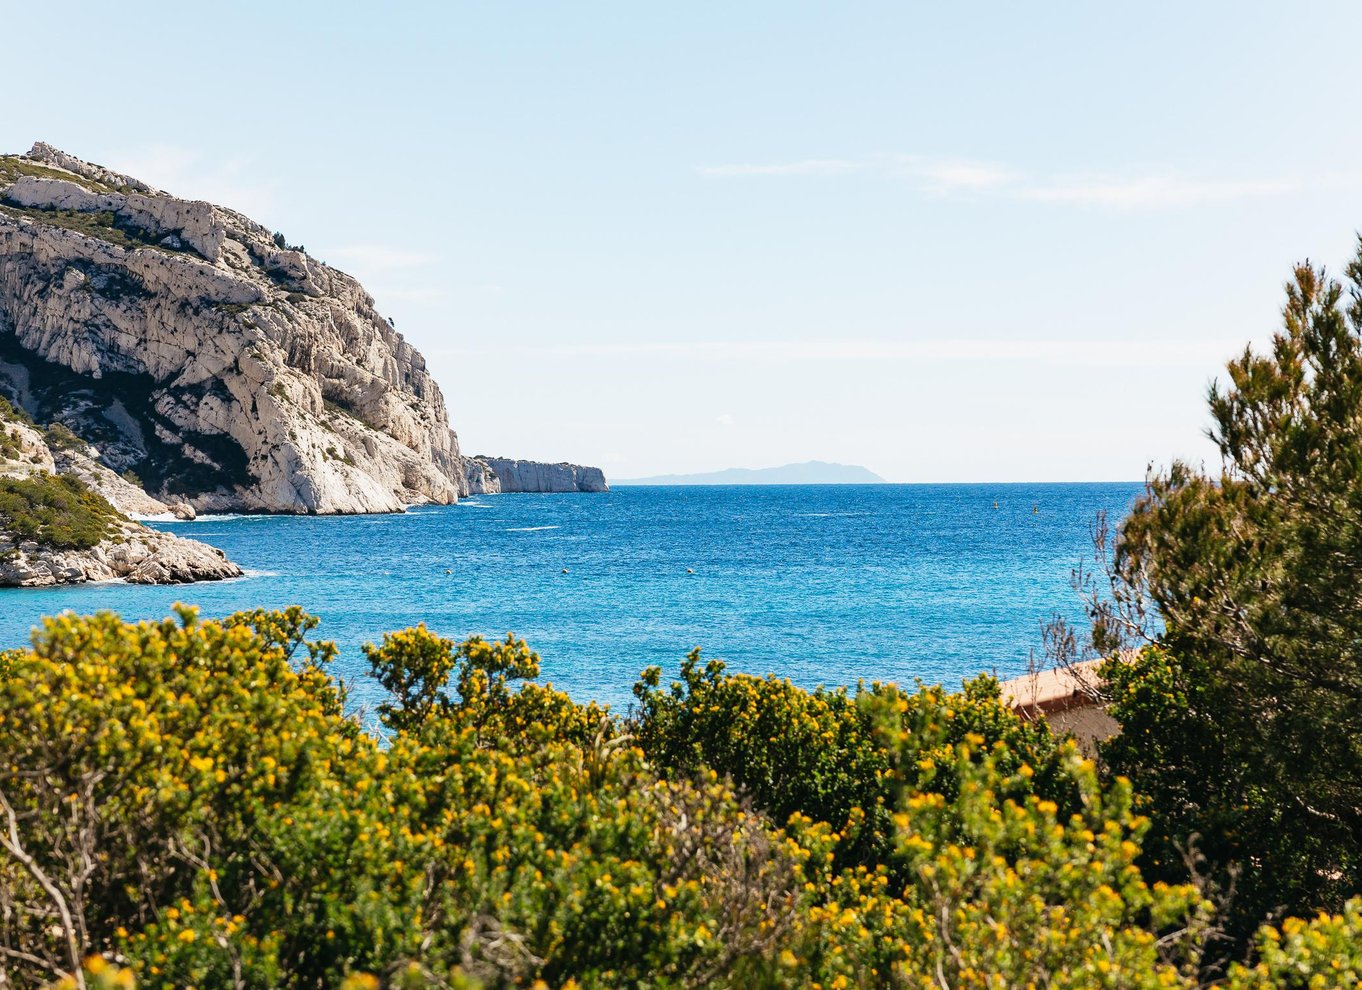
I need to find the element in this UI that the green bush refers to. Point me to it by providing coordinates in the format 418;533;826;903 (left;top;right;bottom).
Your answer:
0;155;114;192
3;601;1359;988
0;608;1223;989
1095;242;1362;945
631;652;1079;877
0;394;34;425
0;200;182;255
0;472;121;549
43;421;86;452
0;428;21;461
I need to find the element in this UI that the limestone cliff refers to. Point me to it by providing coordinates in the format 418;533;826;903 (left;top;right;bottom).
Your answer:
0;411;240;586
466;456;608;494
0;144;464;514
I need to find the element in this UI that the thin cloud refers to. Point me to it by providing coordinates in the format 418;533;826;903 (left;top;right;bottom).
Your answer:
434;337;1243;369
698;152;1303;209
100;144;277;219
697;159;862;177
892;156;1018;194
366;286;451;304
715;413;736;426
1021;174;1297;208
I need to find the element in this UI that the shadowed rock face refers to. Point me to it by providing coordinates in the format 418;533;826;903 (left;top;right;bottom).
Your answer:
0;143;465;514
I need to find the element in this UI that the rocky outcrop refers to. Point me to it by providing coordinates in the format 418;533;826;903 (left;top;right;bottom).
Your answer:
0;521;240;587
53;448;198;519
0;414;240;586
466;456;608;494
0;143;464;514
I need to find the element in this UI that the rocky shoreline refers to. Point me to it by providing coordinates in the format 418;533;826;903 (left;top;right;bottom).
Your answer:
0;521;240;586
0;408;240;587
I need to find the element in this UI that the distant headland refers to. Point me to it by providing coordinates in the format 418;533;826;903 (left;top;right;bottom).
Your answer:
615;460;887;486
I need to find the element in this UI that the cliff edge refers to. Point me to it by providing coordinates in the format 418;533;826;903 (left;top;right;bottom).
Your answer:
0;144;463;514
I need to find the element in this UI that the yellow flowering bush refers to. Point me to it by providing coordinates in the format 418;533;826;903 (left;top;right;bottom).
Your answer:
1221;900;1362;989
3;607;1359;988
631;652;1077;875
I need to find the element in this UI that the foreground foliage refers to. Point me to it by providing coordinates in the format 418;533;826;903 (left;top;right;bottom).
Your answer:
2;607;1358;988
1090;242;1362;947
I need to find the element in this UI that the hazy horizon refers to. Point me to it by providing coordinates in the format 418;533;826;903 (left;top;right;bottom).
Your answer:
8;1;1362;482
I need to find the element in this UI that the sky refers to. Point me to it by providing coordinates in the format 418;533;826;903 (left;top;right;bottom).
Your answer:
7;1;1362;482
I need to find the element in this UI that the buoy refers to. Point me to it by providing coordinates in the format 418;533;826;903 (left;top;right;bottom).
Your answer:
445;568;452;575
687;568;695;574
561;568;569;574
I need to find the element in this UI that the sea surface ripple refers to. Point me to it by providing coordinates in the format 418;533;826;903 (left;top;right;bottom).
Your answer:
0;483;1142;713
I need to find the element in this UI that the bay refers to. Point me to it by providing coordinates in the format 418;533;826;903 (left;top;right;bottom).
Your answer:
0;483;1142;714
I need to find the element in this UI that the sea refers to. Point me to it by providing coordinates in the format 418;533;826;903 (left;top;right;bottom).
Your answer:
0;483;1142;715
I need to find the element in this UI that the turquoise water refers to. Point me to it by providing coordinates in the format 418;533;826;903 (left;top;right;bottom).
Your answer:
0;483;1140;713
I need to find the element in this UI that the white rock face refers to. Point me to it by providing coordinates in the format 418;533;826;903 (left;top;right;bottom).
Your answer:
467;456;608;494
0;144;464;514
0;522;241;587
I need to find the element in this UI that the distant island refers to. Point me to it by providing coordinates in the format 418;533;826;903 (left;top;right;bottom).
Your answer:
615;460;887;486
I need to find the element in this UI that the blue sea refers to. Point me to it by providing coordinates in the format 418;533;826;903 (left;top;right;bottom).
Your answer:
0;483;1141;714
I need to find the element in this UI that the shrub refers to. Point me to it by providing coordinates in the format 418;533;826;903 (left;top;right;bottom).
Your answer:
43;421;86;452
0;472;121;549
272;231;305;253
0;428;21;460
0;202;169;253
0;394;34;425
1095;243;1362;944
1221;900;1362;988
6;607;1360;988
631;652;1079;875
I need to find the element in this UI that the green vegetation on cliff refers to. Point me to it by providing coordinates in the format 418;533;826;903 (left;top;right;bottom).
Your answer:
0;155;110;192
0;201;174;254
0;472;120;549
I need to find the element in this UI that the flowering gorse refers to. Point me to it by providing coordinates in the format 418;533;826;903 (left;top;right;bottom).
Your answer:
0;608;1355;989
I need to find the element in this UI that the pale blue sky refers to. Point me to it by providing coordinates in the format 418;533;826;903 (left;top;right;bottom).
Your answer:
7;1;1362;481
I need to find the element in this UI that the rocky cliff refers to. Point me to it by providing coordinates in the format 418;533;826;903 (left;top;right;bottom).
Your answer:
0;409;240;586
466;456;608;494
0;144;464;514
